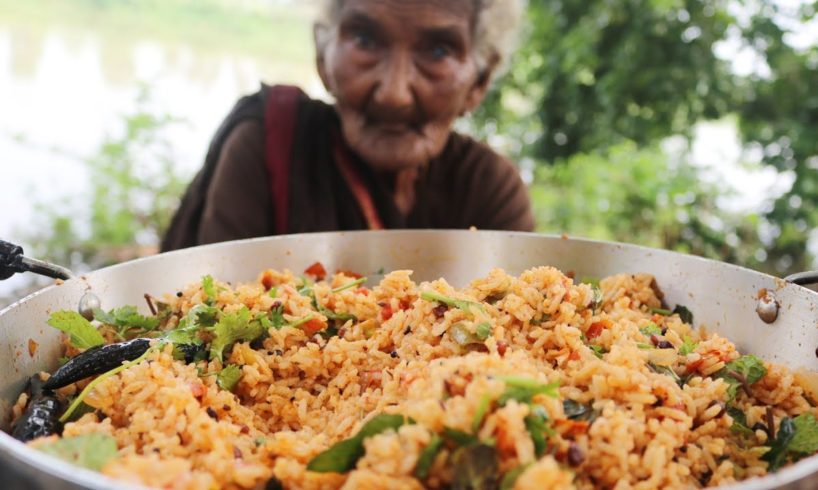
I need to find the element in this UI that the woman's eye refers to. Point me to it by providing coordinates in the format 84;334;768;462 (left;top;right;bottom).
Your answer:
352;30;376;50
428;44;452;61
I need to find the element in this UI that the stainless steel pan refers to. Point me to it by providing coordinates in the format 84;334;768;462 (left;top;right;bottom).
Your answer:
2;230;818;489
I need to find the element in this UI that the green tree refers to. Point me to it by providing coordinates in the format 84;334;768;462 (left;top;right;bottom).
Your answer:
24;91;189;272
475;0;817;275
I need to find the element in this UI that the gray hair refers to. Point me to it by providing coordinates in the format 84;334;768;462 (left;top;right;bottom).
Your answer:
314;0;526;82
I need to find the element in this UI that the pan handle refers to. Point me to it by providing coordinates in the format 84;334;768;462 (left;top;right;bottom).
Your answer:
0;240;73;281
784;270;818;287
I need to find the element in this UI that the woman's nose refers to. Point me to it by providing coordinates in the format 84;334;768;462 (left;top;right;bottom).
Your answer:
373;51;415;110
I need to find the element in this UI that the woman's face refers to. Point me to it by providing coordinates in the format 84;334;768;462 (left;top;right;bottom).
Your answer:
317;0;493;172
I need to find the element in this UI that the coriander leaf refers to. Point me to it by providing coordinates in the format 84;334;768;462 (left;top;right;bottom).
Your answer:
413;434;443;479
580;277;600;287
451;443;499;490
650;307;673;316
307;414;410;473
202;275;216;304
636;343;653;349
717;355;768;401
332;277;367;293
678;336;699;356
590;285;604;311
763;416;796;471
500;465;530;490
640;323;663;337
443;427;479;447
497;376;559;406
47;311;105;349
93;305;159;331
726;406;754;438
421;291;485;315
268;304;286;329
38;433;118;471
524;405;553;456
209;307;265;362
318;305;357;323
268;286;278;298
727;355;768;385
472;394;492;433
673;305;694;324
217;364;242;391
790;413;818;454
475;322;492;341
589;344;606;358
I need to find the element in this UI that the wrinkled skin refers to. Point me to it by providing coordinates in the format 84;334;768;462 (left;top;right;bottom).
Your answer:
316;0;496;174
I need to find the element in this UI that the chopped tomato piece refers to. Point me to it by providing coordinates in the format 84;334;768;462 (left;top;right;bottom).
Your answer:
357;287;370;296
304;262;327;281
380;303;393;321
399;299;411;310
301;318;326;336
586;320;609;340
568;350;580;361
260;270;275;291
336;269;363;279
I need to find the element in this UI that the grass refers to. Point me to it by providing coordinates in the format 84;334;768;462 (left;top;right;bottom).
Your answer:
0;0;317;67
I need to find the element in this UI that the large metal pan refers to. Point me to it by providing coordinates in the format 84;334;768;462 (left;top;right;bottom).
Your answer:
2;230;818;489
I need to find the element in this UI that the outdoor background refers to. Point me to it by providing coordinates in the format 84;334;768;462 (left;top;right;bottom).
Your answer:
1;0;817;307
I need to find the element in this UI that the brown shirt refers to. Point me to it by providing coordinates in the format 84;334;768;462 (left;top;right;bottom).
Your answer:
198;120;534;245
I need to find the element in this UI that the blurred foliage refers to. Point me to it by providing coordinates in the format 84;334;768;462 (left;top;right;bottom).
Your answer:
24;90;188;272
475;0;818;275
531;141;766;269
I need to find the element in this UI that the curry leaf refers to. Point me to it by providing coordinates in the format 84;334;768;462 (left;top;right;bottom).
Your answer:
650;307;673;315
763;416;796;471
451;444;499;490
38;433;118;471
443;427;479;447
217;364;242;391
673;305;694;324
563;399;598;422
726;406;754;438
47;311;105;349
306;414;410;473
413;434;443;480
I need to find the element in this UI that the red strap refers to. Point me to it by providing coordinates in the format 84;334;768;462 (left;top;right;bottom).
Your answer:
264;85;303;235
332;131;384;230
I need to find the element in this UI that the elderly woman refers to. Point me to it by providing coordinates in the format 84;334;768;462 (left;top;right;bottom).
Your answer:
162;0;533;251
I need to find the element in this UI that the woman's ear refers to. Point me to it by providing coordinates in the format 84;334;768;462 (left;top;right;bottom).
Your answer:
463;54;500;114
